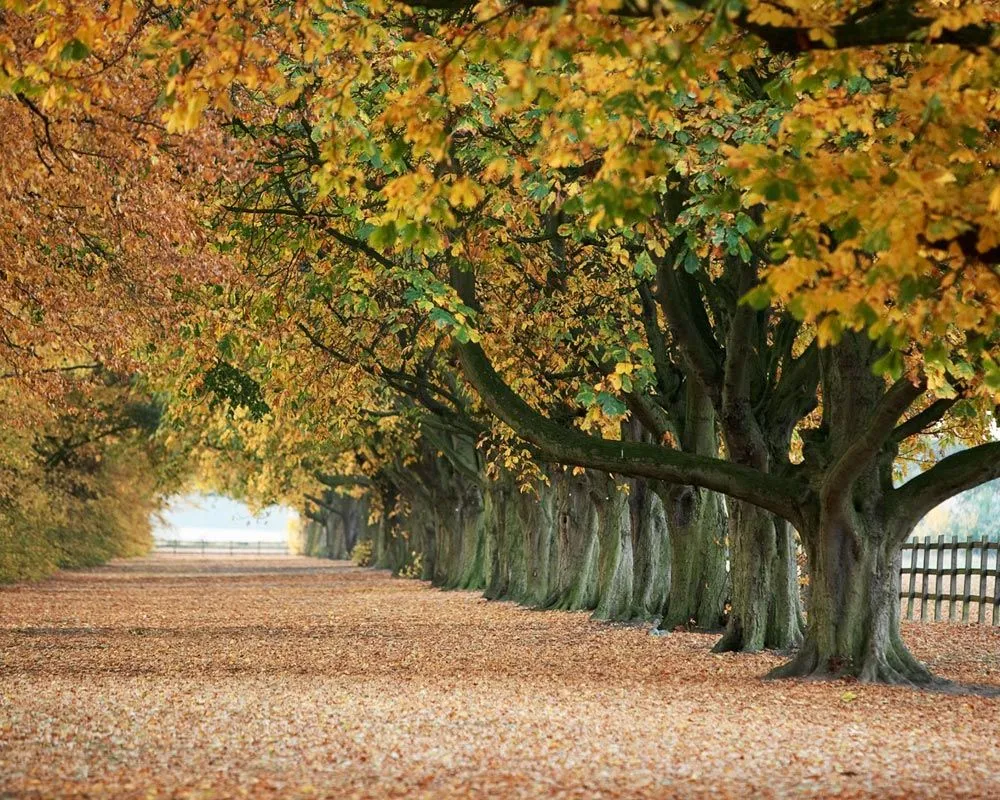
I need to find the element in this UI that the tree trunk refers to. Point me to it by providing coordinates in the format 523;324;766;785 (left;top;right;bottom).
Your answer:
768;333;934;684
373;485;408;572
342;497;364;555
630;480;671;619
457;487;488;590
545;471;599;611
770;509;931;684
483;481;530;601
714;502;803;652
592;475;636;621
326;512;350;560
658;483;728;630
516;480;557;607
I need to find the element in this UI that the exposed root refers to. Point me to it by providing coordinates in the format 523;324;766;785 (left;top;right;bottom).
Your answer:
712;615;801;655
766;639;819;680
766;636;940;686
710;623;745;654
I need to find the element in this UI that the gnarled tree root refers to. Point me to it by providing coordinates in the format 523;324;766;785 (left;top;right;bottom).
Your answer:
766;636;943;686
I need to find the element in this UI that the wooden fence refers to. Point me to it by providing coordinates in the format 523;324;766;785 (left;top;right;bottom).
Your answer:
153;539;290;556
900;536;1000;624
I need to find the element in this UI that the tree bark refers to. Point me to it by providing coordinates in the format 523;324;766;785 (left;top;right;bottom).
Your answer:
592;474;636;621
714;502;803;652
545;470;600;611
772;334;930;682
629;480;671;619
770;509;931;684
657;483;728;630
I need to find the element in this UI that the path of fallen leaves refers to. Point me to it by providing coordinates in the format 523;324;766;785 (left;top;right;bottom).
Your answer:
1;555;999;799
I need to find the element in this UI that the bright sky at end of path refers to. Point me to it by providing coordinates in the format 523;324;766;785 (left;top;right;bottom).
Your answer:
155;494;296;543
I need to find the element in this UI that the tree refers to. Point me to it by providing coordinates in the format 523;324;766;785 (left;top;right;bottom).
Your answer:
5;0;1000;683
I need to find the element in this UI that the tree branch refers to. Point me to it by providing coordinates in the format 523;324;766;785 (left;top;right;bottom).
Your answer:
655;255;724;407
820;375;925;508
891;441;1000;537
890;397;959;443
449;264;804;524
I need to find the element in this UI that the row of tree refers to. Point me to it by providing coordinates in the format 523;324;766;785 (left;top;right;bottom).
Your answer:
0;376;180;582
2;0;999;683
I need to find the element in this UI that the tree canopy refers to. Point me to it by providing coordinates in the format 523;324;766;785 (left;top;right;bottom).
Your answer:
2;0;999;682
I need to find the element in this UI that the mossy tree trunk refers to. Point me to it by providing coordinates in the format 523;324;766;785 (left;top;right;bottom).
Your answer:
715;502;803;652
772;334;935;683
658;482;728;630
771;501;929;683
515;479;557;607
591;473;636;621
629;479;670;619
545;470;600;611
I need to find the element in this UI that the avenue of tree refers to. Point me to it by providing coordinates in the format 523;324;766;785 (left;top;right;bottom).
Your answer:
1;0;999;684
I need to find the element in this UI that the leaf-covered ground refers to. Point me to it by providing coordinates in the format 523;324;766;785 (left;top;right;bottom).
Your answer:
1;555;998;799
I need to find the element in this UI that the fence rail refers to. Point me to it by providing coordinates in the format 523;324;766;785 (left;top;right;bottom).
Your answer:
153;539;290;555
900;536;1000;624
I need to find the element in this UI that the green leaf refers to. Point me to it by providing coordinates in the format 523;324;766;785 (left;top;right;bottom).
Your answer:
596;392;627;417
683;249;700;274
834;216;861;242
741;284;772;310
217;333;237;360
924;340;948;366
634;251;656;279
735;213;755;235
368;222;397;250
872;349;904;381
863;228;891;254
60;39;90;61
429;308;458;329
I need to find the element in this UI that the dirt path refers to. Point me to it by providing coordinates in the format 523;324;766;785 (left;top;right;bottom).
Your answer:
1;554;999;798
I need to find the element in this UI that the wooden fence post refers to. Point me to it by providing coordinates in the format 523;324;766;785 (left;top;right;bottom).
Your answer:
919;536;931;622
990;537;999;626
962;540;974;623
905;542;917;621
932;535;944;622
948;535;959;622
977;538;989;624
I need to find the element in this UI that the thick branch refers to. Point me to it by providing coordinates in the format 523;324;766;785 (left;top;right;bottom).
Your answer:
624;391;674;443
655;257;724;406
636;281;681;401
449;266;804;524
720;260;759;421
891;442;1000;536
890;397;958;443
306;493;347;521
303;507;326;524
821;375;925;508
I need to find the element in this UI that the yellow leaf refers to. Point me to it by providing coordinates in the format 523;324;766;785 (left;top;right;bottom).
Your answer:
989;184;1000;213
448;177;483;210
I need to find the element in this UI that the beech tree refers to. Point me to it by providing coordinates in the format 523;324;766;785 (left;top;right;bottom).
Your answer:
5;0;1000;683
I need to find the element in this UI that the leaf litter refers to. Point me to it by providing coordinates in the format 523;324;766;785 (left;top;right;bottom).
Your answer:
1;554;998;798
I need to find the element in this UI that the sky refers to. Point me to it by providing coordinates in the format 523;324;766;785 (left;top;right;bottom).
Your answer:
154;493;295;542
